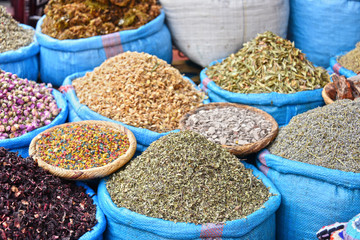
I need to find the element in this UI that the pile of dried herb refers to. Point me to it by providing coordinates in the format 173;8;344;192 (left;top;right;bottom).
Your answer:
73;52;204;133
0;147;97;239
107;131;271;225
183;106;273;146
206;31;330;94
41;0;161;40
268;99;360;173
338;42;360;74
0;6;34;53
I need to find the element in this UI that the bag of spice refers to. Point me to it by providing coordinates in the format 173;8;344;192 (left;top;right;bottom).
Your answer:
287;0;360;68
61;52;207;153
0;70;69;157
256;99;360;240
200;31;330;127
0;7;39;81
98;131;281;240
330;42;360;78
35;1;172;87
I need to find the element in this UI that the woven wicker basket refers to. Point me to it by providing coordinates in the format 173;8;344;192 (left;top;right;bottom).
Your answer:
29;120;137;180
179;102;278;156
322;83;335;105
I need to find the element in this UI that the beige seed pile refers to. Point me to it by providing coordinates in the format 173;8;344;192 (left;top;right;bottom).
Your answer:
73;52;204;133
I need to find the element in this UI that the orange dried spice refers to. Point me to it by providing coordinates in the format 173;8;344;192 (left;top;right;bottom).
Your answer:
73;52;205;133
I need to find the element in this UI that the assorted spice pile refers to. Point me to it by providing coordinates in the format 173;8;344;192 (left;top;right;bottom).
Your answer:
0;6;34;53
35;124;130;170
183;106;273;146
325;75;360;101
0;69;60;139
338;42;360;74
41;0;161;40
73;52;204;133
107;131;271;224
206;31;330;94
268;99;360;173
0;147;97;239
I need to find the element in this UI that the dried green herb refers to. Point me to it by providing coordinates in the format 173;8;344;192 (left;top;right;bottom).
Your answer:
338;42;360;74
107;131;271;225
0;6;34;53
268;99;360;173
206;31;330;94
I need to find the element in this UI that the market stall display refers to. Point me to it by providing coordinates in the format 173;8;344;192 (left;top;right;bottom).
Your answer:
29;120;137;180
257;99;360;240
0;6;39;81
179;102;278;156
0;147;106;239
99;131;280;239
63;51;206;152
201;31;330;126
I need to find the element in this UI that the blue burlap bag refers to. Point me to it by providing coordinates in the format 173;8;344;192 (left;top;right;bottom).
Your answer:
98;162;281;240
0;24;39;81
200;60;324;127
35;10;172;87
287;0;360;68
77;181;106;240
2;89;69;157
330;53;358;78
256;149;360;240
62;71;208;153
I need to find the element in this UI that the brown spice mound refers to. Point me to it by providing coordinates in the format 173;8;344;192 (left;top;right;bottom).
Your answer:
41;0;161;40
338;42;360;74
73;52;205;133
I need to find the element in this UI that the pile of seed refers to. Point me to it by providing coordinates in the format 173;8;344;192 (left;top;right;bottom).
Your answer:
107;131;271;225
35;124;130;170
183;106;273;146
0;69;60;139
0;147;97;239
206;31;330;94
338;42;360;74
0;6;34;53
41;0;161;40
73;52;204;133
268;99;360;173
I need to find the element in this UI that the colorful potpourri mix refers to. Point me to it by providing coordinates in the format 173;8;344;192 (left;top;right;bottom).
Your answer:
35;124;130;170
0;147;97;239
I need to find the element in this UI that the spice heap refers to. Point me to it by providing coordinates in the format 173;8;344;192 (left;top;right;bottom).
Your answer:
206;31;330;94
268;99;360;173
338;42;360;74
41;0;161;40
73;52;204;133
183;106;273;146
35;124;130;170
107;131;271;224
0;6;34;53
0;69;60;139
325;75;360;101
0;147;97;239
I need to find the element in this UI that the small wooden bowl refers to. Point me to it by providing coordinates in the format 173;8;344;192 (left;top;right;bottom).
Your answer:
322;83;335;105
179;102;278;156
29;120;137;180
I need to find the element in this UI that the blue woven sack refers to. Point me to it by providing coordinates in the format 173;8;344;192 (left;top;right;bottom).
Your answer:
98;162;281;240
200;59;324;127
287;0;360;68
62;71;209;153
256;149;360;240
0;24;39;81
330;53;358;78
1;89;68;158
35;10;172;87
77;181;106;240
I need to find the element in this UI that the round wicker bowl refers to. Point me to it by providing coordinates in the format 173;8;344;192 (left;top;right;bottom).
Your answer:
29;120;137;180
322;83;335;105
179;102;278;156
